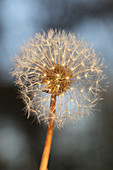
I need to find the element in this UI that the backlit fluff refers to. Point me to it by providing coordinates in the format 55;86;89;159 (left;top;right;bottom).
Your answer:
11;29;106;128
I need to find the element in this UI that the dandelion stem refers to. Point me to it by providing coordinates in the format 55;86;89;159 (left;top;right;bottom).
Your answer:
39;94;56;170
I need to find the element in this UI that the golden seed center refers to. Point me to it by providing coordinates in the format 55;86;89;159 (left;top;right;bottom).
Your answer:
42;64;73;95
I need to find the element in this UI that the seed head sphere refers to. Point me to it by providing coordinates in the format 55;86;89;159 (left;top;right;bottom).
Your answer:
12;29;106;128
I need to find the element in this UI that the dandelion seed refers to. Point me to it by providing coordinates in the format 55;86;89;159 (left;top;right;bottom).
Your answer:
89;86;92;91
85;73;88;78
77;75;80;79
11;29;106;128
11;29;106;170
81;89;84;92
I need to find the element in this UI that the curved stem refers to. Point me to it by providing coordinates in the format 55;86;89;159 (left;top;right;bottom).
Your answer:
39;95;56;170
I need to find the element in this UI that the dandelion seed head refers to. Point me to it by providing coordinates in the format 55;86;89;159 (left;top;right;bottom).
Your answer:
11;29;106;128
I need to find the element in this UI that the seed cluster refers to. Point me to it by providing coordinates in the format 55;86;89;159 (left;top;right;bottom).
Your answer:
11;29;106;128
42;64;73;95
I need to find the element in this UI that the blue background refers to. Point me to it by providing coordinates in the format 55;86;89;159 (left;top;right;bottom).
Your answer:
0;0;113;170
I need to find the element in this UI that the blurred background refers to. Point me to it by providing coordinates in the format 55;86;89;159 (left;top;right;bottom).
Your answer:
0;0;113;170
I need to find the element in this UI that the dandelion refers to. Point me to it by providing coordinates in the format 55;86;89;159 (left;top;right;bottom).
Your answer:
11;29;106;170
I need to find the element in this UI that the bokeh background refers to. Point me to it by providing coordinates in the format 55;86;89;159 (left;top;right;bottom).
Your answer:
0;0;113;170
